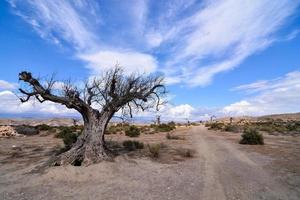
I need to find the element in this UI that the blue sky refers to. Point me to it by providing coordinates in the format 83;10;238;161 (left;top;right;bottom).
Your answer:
0;0;300;121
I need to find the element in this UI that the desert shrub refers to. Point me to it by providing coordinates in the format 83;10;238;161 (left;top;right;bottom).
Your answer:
150;124;157;128
122;140;144;151
56;126;78;133
147;130;157;134
190;122;198;126
168;121;176;129
155;123;176;132
148;143;161;158
106;125;121;134
106;123;130;134
14;126;39;135
63;132;78;149
224;124;240;133
56;128;78;149
35;124;52;131
286;121;300;131
139;126;150;133
205;123;210;127
166;132;183;140
176;148;196;158
207;122;224;130
239;128;264;145
125;125;140;137
258;125;275;133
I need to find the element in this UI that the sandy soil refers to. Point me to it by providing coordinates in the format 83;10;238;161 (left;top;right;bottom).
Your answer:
0;126;299;200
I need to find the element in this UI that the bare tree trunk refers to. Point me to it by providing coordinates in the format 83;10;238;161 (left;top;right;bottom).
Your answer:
55;111;112;166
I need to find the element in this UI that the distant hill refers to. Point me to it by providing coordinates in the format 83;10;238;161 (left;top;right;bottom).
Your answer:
1;112;300;126
217;112;300;123
0;118;83;127
258;112;300;121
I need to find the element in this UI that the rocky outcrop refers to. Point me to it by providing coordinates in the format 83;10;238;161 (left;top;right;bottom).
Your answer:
0;126;20;137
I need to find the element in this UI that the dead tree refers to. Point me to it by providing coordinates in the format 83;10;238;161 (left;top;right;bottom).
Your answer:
18;67;166;166
156;115;161;125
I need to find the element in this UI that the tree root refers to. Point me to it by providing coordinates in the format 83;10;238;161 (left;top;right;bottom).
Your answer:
50;143;113;166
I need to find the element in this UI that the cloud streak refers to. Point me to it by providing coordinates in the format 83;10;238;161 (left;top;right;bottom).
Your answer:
163;0;299;86
223;71;300;116
9;0;299;86
0;80;18;90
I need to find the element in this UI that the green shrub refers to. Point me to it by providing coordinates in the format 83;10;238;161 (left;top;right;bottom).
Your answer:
166;132;182;140
176;148;195;158
168;121;176;129
125;125;140;137
224;124;240;133
106;125;120;134
208;122;224;130
240;128;264;145
56;128;78;149
190;122;198;126
122;140;144;151
35;124;52;131
139;126;151;133
148;144;161;158
150;124;157;128
155;123;176;132
258;125;275;133
14;126;39;135
62;132;78;149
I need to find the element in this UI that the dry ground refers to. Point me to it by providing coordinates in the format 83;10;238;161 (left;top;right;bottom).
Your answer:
0;126;299;200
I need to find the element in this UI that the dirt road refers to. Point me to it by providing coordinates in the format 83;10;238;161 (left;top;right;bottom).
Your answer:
1;126;299;200
192;126;299;200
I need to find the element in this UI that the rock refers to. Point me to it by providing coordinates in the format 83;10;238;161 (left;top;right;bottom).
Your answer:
0;126;20;137
12;145;22;151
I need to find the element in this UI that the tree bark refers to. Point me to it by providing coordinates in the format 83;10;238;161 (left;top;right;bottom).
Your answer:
55;110;113;166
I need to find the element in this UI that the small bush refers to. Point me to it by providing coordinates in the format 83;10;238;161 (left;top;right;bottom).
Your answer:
168;121;176;129
148;144;161;158
35;124;52;131
205;123;210;127
176;148;195;158
239;128;264;145
106;126;118;134
139;126;150;133
56;126;78;133
166;133;182;140
258;125;275;133
62;132;78;149
125;125;140;137
208;122;224;130
122;140;144;151
56;128;78;149
223;124;240;133
154;123;176;132
15;126;39;135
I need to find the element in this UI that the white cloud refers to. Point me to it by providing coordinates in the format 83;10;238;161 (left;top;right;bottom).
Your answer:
164;0;299;86
0;80;18;90
231;80;269;93
167;104;195;119
146;32;163;48
222;71;300;116
130;0;148;34
79;50;158;74
0;90;76;116
9;0;98;51
9;0;299;86
0;89;209;121
285;29;300;41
